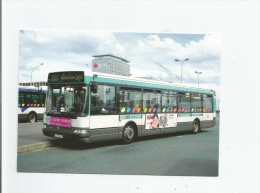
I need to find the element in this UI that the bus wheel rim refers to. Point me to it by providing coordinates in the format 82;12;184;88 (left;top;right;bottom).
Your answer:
125;126;134;140
193;121;199;132
29;114;35;122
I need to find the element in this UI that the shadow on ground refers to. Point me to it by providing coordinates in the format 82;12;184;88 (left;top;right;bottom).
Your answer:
50;130;209;150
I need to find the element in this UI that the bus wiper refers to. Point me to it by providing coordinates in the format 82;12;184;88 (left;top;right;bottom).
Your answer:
46;109;60;115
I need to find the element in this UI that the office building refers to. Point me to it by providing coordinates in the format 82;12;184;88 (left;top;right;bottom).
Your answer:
92;54;130;76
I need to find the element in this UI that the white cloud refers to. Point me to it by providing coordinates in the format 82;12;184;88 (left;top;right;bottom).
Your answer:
115;43;125;53
184;34;221;63
19;31;221;97
20;59;90;83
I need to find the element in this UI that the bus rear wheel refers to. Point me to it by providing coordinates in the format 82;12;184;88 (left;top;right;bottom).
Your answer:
122;124;136;144
28;112;37;123
192;119;200;134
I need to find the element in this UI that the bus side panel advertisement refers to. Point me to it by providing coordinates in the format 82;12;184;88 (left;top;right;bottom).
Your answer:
145;114;177;129
50;116;72;128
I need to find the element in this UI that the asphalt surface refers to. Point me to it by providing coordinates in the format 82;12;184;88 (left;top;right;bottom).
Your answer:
17;116;219;176
18;121;57;153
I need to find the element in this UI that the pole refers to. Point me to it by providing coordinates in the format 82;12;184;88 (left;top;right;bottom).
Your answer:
197;73;199;87
175;58;189;84
31;63;44;86
195;71;202;87
181;61;183;84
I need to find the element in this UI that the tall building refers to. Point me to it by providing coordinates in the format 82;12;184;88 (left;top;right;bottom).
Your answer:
92;54;130;76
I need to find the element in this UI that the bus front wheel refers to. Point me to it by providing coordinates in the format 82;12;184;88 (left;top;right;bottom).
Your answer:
122;124;136;144
28;112;37;123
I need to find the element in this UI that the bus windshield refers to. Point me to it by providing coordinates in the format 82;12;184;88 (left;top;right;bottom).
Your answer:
46;85;88;117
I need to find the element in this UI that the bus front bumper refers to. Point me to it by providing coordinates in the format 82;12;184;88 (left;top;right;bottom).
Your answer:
42;125;90;140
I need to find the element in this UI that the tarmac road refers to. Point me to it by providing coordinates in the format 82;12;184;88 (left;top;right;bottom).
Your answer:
18;121;57;153
17;116;219;176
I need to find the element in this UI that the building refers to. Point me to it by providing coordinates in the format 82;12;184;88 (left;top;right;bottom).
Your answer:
92;54;130;76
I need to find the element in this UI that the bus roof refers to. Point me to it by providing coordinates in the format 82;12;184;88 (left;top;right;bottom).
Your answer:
84;71;215;95
46;70;214;95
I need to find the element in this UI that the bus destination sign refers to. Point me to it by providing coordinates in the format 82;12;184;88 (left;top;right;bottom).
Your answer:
48;71;84;83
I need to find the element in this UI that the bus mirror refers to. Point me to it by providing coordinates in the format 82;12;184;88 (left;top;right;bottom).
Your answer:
90;83;98;94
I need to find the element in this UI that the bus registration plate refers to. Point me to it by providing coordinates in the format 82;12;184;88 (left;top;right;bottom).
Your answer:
54;134;63;138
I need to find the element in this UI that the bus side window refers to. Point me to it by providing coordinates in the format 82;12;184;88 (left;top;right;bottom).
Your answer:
119;88;142;113
91;85;116;115
203;94;213;112
143;90;161;113
178;92;191;112
191;93;202;112
25;94;33;104
19;92;25;104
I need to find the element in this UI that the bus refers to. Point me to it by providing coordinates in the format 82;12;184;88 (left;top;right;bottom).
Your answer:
43;71;216;144
18;86;47;123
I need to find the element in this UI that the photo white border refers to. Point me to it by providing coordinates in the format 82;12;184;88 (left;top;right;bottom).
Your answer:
2;1;260;193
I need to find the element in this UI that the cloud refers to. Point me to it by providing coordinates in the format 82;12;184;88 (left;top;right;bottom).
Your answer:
19;31;221;97
184;34;221;64
114;43;126;53
19;31;115;60
20;59;91;83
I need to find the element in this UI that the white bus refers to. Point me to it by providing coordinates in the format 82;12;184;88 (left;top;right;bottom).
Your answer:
43;71;216;144
18;86;47;123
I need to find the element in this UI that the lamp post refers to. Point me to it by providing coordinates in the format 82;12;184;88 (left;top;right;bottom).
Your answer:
31;63;44;86
195;71;202;87
174;58;189;84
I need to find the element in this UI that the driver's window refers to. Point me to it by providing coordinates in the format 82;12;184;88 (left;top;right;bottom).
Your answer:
74;90;85;112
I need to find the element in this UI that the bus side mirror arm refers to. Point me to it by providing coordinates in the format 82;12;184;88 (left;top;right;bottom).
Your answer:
89;82;98;94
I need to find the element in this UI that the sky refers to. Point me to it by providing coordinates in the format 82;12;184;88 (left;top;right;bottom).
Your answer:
19;30;221;98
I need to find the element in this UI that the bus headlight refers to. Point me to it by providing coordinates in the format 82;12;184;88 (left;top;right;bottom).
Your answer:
73;129;87;134
80;129;87;134
44;116;50;124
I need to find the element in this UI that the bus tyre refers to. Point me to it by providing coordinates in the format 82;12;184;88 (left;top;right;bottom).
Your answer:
28;112;37;123
122;124;136;144
192;119;200;134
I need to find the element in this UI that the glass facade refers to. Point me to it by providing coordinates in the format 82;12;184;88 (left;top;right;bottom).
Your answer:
92;54;130;76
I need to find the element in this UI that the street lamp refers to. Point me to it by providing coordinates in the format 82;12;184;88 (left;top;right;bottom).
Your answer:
195;71;202;87
31;63;44;86
175;58;189;84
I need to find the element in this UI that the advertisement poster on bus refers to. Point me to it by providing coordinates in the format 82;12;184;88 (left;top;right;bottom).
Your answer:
145;113;177;129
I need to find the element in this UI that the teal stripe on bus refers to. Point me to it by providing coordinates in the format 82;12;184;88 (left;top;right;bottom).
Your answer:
191;113;203;117
178;113;203;117
84;75;214;95
178;113;191;117
119;114;142;120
